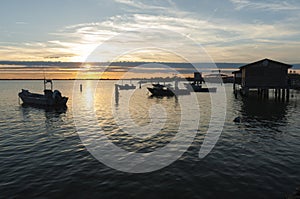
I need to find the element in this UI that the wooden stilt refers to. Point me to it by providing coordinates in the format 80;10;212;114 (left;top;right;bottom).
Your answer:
282;89;285;101
244;87;249;96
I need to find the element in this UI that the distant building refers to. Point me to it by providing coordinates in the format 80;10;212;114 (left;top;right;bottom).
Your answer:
233;58;293;100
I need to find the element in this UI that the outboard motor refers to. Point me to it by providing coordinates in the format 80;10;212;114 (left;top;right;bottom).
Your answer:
52;90;62;102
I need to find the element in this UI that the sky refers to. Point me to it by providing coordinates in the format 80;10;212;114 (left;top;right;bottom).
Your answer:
0;0;300;78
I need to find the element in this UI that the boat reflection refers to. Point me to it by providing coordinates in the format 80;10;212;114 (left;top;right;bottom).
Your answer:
20;103;67;136
21;103;67;114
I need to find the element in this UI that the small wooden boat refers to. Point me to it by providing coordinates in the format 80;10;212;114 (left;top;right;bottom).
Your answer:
18;80;68;107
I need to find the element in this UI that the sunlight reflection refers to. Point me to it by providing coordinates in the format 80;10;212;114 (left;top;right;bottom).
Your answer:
84;80;95;107
83;64;91;69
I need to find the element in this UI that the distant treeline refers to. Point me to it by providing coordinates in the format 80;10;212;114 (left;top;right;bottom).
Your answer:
0;61;299;71
0;61;245;69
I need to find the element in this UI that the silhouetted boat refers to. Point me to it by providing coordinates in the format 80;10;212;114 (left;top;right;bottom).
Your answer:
184;83;217;92
18;80;68;107
147;84;175;96
117;84;136;90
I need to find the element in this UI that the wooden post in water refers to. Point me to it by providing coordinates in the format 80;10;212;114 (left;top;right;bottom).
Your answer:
262;89;265;99
260;89;264;99
242;87;249;97
233;82;238;99
115;84;119;105
174;79;178;91
282;89;285;101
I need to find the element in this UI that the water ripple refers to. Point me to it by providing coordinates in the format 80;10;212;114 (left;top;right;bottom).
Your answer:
0;81;300;198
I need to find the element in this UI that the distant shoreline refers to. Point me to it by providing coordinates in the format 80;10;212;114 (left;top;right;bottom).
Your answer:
0;79;120;81
0;61;244;65
0;61;299;80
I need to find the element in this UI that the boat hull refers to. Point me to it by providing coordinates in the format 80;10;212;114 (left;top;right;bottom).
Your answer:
192;87;217;92
18;90;68;107
185;84;217;92
147;87;175;96
118;84;136;90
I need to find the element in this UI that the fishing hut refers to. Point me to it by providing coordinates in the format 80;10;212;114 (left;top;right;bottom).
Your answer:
233;58;292;100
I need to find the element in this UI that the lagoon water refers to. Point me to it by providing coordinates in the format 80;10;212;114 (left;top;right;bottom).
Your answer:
0;80;300;198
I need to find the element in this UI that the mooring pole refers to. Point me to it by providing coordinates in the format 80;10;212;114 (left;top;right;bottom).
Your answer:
282;89;285;101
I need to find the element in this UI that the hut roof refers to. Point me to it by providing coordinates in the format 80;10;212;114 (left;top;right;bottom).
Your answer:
239;58;292;69
232;70;241;74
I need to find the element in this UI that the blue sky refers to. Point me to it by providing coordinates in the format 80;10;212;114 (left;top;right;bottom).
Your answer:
1;0;300;63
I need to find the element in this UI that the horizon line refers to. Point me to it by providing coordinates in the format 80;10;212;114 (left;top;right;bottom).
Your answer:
0;60;299;65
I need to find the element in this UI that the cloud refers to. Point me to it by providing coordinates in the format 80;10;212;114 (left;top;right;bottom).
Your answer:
230;0;300;11
1;0;300;63
114;0;175;12
51;11;300;61
15;21;28;25
0;41;76;61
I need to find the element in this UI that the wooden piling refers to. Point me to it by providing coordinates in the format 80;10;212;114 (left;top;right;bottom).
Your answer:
286;89;290;101
282;89;285;101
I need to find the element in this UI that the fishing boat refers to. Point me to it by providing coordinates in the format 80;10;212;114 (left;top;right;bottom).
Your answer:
18;80;68;107
116;80;136;90
147;84;175;96
117;83;136;90
184;83;217;92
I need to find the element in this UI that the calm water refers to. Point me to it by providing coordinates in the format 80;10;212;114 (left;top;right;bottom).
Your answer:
0;80;300;198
